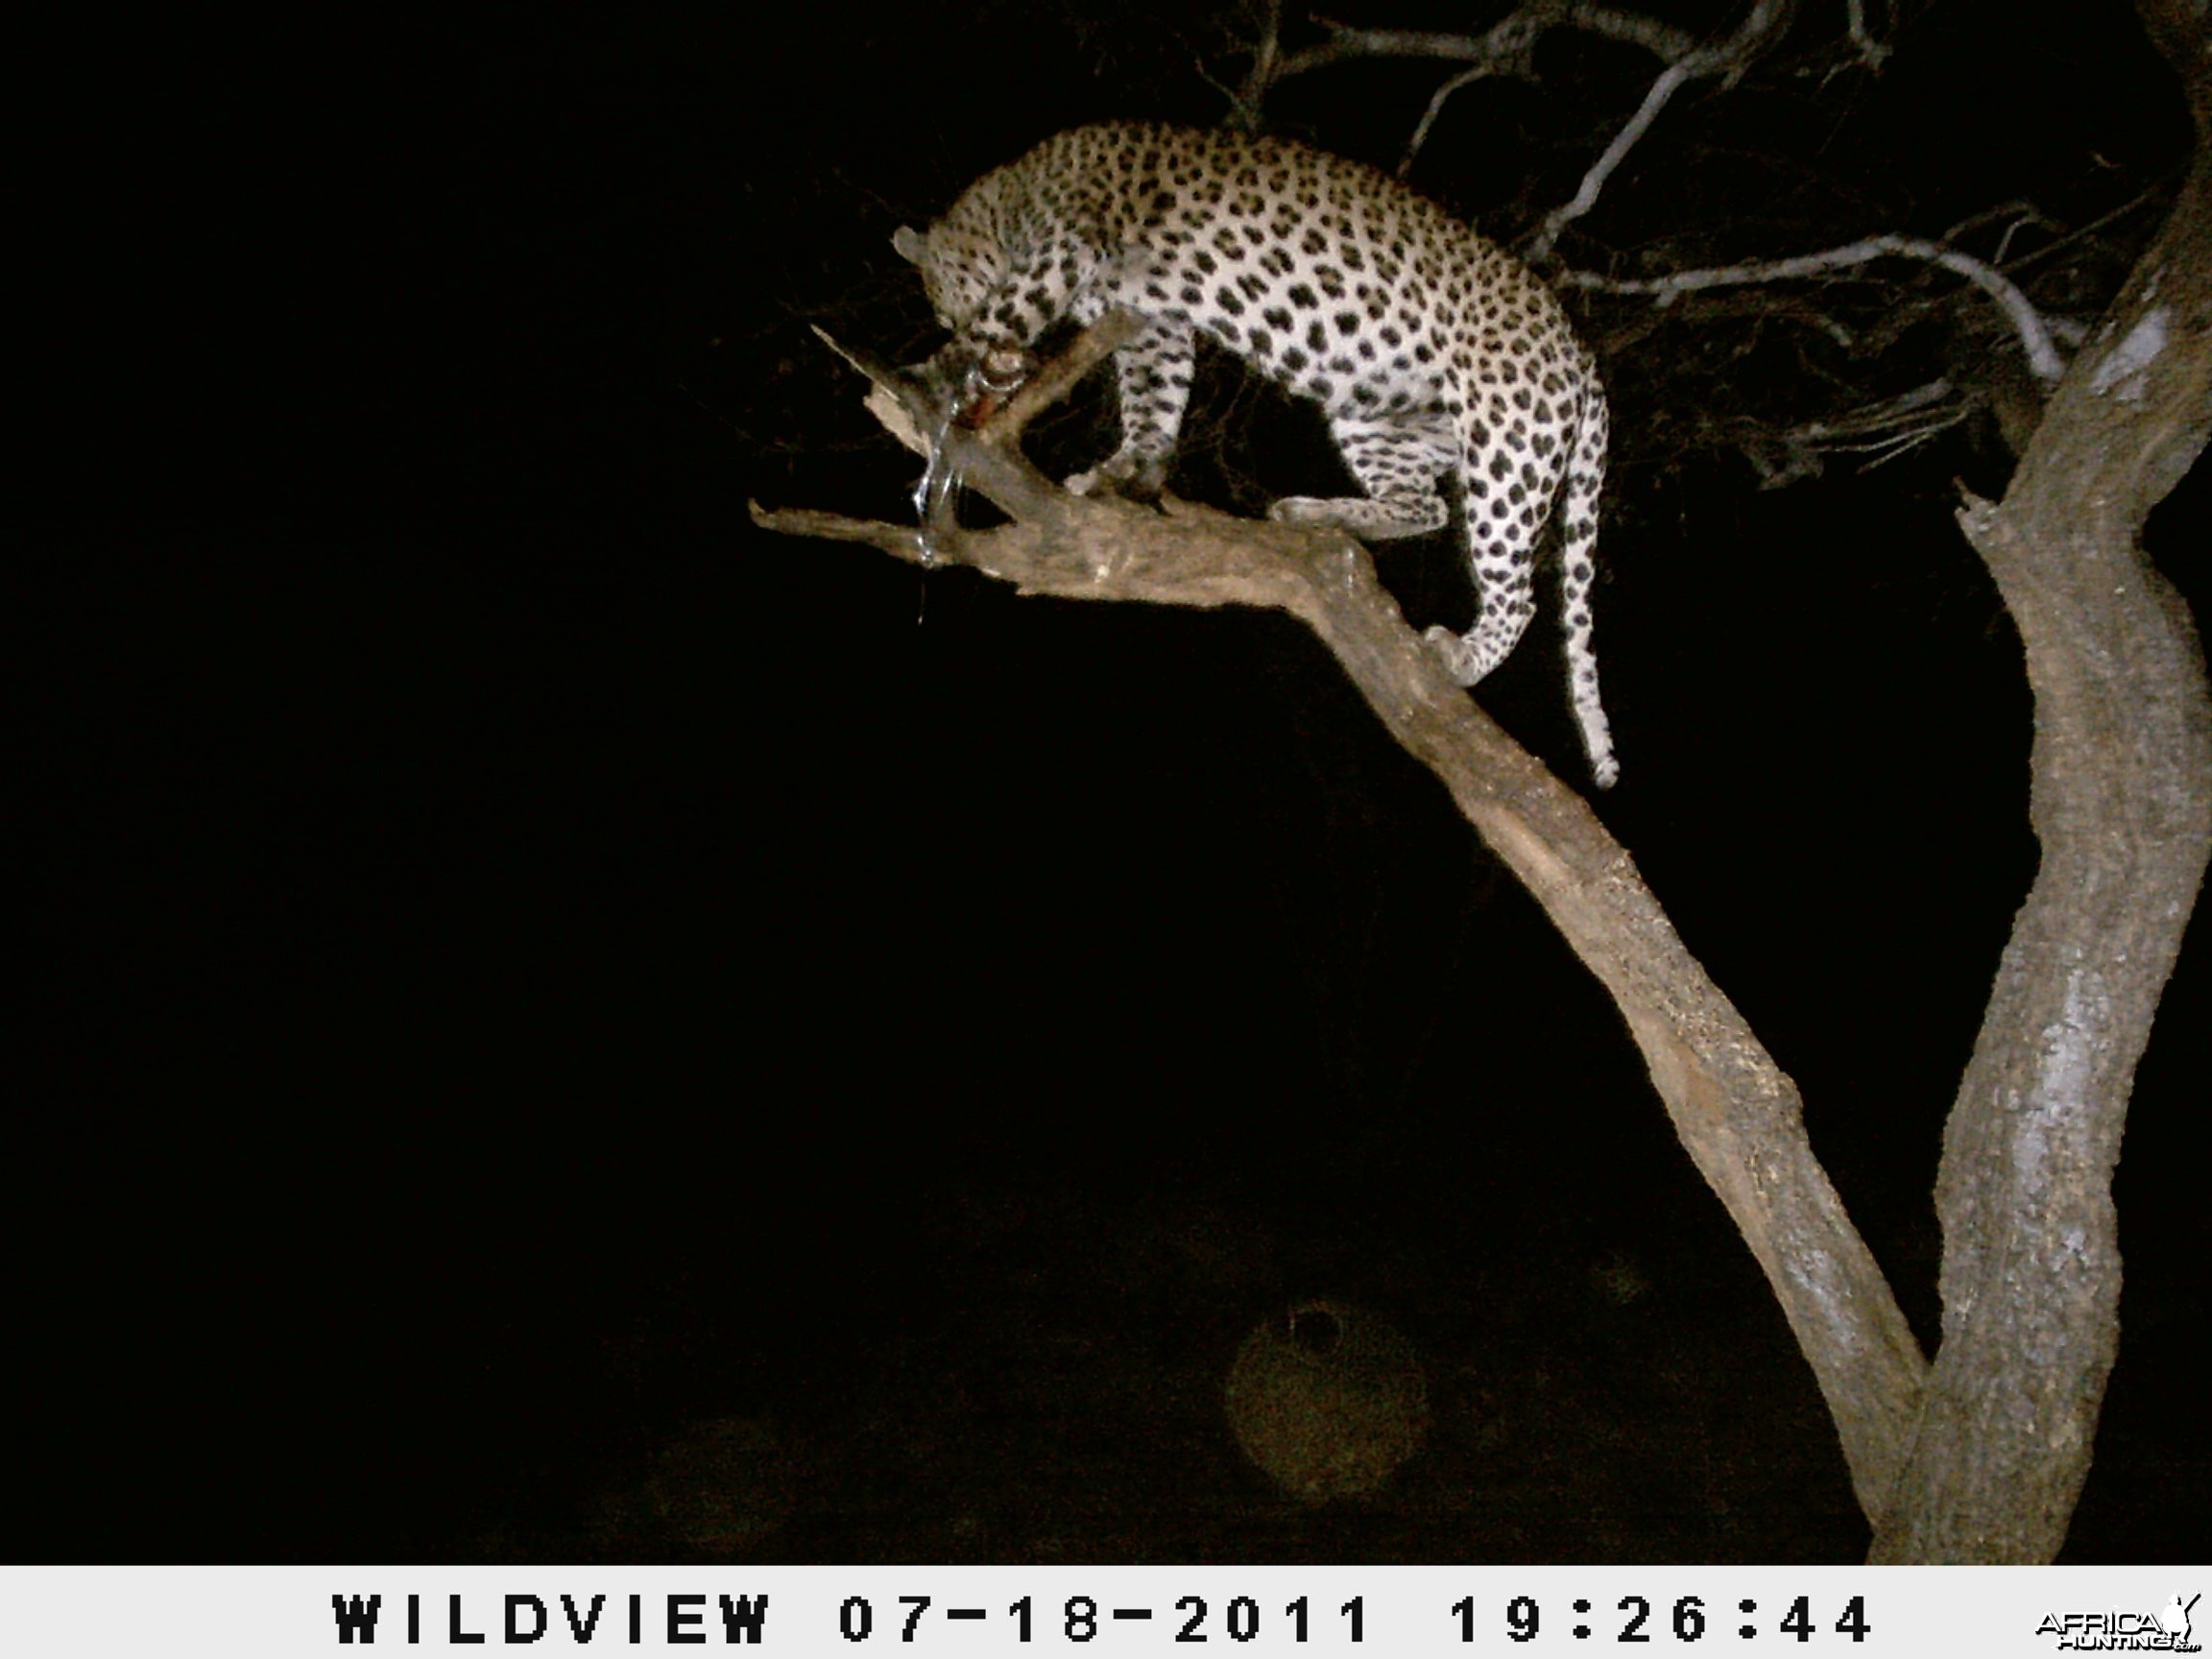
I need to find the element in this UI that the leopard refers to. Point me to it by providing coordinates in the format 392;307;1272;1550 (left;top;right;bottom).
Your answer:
893;122;1618;788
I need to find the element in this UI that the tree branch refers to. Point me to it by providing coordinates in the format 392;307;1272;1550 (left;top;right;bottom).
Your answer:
1570;232;2070;382
1238;3;1810;251
1252;1;1704;168
1527;0;1798;260
1399;64;1506;178
1842;0;1892;73
1527;55;1695;261
1227;0;1287;132
1753;377;1973;482
1272;4;1702;83
756;319;1931;1518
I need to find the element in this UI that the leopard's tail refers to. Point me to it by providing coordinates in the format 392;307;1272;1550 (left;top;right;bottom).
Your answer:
1557;373;1617;788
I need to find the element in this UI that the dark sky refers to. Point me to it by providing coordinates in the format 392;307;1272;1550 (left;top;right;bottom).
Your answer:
19;1;2206;1563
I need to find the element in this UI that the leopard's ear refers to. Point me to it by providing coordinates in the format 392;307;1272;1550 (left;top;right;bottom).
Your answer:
891;225;928;265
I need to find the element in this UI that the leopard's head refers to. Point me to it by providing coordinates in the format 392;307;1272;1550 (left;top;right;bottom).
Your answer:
891;221;1004;334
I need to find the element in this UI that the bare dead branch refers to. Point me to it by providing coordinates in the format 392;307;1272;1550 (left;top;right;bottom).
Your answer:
1527;58;1699;262
1799;385;1972;470
1942;200;2065;261
1268;4;1698;90
1527;0;1798;261
1843;0;1892;72
1568;2;1707;60
1271;16;1542;84
1791;377;1966;448
1227;0;1286;131
1724;379;1975;484
1991;168;2183;276
1241;3;1807;235
1569;233;2069;382
1400;65;1503;177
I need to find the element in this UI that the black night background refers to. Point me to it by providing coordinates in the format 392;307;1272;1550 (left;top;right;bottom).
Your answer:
16;0;2207;1564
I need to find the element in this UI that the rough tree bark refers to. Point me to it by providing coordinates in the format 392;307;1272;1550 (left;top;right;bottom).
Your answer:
757;0;2210;1561
1866;0;2212;1563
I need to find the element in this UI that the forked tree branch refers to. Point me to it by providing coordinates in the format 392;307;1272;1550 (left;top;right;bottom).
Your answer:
1843;0;1892;72
1259;3;1699;88
754;317;1931;1519
1527;0;1797;259
1237;3;1846;245
1234;2;1754;176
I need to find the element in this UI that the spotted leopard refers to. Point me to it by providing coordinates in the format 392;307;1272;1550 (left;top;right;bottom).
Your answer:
894;122;1617;787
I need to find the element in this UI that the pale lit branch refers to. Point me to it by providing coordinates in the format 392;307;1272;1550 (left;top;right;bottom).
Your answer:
1527;0;1797;261
1527;57;1697;262
1791;378;1973;469
1570;2;1705;60
1794;306;1858;349
1400;64;1503;177
1942;200;2065;264
1238;2;1801;257
1792;376;1959;438
1226;0;1286;130
1568;233;2069;383
1265;5;1698;90
1727;379;1971;488
1839;424;1960;469
1989;170;2182;276
1843;0;1892;72
1271;15;1543;83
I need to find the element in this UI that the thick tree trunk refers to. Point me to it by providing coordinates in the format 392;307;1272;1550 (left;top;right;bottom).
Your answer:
1867;0;2212;1561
